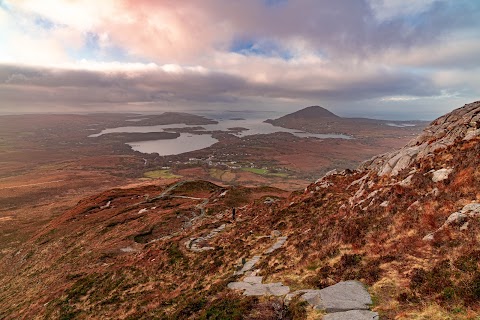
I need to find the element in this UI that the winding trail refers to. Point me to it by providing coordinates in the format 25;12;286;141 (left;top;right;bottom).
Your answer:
228;235;290;295
142;180;378;318
150;180;192;201
227;234;379;319
185;224;226;252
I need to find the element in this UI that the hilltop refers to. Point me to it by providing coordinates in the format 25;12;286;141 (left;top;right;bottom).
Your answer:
265;106;427;139
0;101;479;319
269;106;340;120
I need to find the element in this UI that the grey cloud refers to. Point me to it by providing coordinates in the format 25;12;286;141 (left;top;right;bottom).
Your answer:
212;0;480;58
0;62;442;113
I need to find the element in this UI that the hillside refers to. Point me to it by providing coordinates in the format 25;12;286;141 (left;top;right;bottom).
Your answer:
265;106;427;139
270;106;340;120
0;101;479;319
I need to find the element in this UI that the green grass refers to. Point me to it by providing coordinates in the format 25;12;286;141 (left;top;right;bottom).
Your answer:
143;169;181;179
240;167;288;178
241;168;268;174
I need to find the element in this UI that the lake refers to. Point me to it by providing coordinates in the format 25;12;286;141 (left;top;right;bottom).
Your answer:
90;112;352;156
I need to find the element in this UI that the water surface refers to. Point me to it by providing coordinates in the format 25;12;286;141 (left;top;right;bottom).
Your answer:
90;112;351;155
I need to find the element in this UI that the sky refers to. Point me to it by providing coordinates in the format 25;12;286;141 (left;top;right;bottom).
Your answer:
0;0;479;119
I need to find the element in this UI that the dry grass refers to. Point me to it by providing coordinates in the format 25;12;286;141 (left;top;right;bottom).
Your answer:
398;303;479;320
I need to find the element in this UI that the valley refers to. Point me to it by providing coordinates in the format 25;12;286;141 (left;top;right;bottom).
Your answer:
2;2;478;319
0;106;444;320
0;108;426;259
0;101;478;319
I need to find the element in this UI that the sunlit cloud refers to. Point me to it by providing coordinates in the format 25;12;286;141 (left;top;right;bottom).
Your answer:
0;0;479;118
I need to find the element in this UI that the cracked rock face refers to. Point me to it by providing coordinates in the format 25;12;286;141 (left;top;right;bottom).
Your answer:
361;101;480;176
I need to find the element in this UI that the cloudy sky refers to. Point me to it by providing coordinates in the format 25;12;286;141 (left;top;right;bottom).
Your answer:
0;0;479;119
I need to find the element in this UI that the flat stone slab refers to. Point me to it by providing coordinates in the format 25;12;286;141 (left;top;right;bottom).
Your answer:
287;281;373;313
302;290;323;307
242;283;290;296
229;279;290;297
265;236;288;254
317;281;372;312
244;276;263;284
432;168;453;182
265;283;290;296
191;246;214;252
243;285;268;296
285;289;317;304
228;282;252;290
235;255;261;275
323;310;379;320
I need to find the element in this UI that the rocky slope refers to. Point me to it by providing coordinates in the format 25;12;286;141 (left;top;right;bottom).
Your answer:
0;101;479;319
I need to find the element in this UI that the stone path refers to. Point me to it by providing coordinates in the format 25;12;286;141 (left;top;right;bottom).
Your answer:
228;233;290;295
234;255;261;275
285;281;378;318
185;224;226;252
323;310;379;320
228;234;379;319
265;236;288;254
151;180;190;200
228;276;290;296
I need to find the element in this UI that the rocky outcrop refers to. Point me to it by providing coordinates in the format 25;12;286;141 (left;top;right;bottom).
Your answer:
423;202;480;241
431;168;453;182
361;101;480;176
285;281;378;319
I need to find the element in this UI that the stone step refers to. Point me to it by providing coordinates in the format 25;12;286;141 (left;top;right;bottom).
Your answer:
234;255;261;275
323;310;379;320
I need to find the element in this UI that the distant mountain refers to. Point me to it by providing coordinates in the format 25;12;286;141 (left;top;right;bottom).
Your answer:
265;105;428;138
275;105;340;120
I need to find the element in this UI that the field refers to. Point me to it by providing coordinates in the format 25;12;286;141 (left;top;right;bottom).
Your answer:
241;167;289;177
144;169;182;179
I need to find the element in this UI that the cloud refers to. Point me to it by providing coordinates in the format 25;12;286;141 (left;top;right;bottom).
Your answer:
0;0;479;118
0;60;439;110
368;0;439;21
